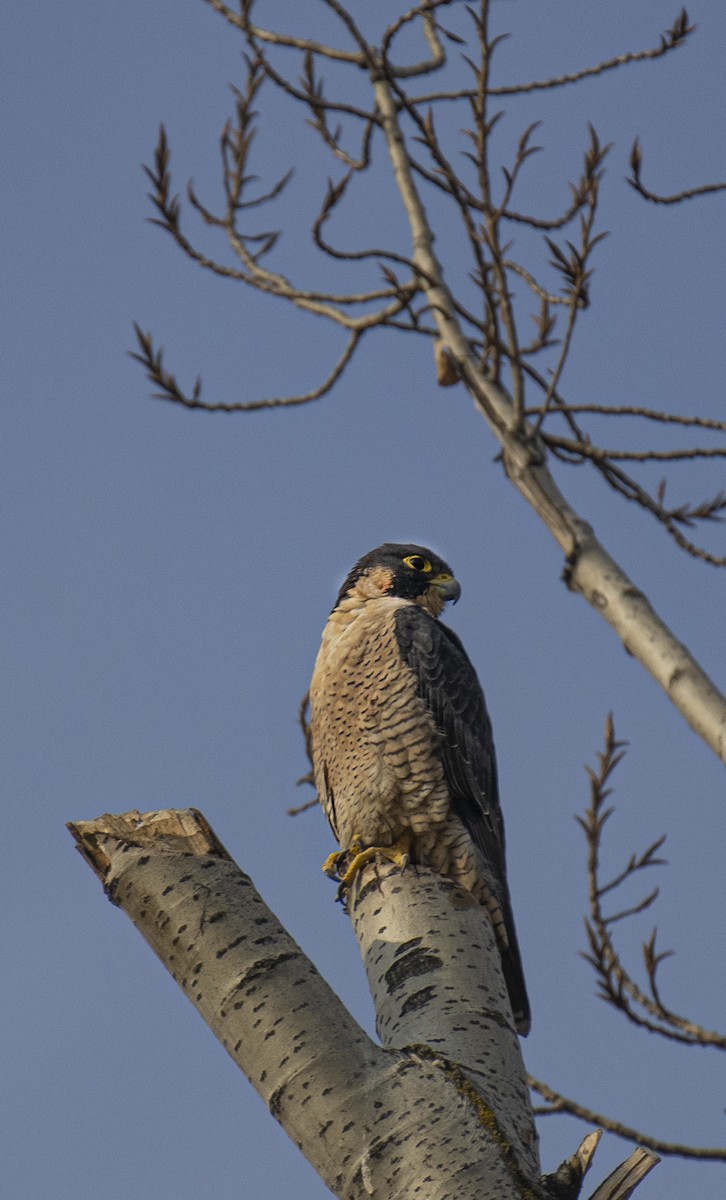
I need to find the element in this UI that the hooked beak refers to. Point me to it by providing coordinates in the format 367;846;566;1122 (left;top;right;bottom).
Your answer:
430;572;461;604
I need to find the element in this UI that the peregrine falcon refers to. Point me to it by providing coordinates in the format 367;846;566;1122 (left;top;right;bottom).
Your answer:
310;543;530;1035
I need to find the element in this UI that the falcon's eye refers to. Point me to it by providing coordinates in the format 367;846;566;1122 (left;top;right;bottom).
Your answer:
403;554;432;573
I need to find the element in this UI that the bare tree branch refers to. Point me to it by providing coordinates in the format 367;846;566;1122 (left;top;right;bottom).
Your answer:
530;1075;726;1161
134;1;726;763
578;715;726;1049
131;323;362;412
628;136;726;204
528;403;726;433
146;122;408;317
202;0;367;64
493;9;694;95
412;8;695;102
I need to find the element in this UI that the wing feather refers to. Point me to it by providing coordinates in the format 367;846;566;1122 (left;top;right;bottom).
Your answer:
394;605;531;1034
394;606;504;876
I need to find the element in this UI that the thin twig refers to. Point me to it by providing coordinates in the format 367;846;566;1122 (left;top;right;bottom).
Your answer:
530;1075;726;1161
578;715;726;1047
131;325;363;412
411;9;694;101
628;136;726;204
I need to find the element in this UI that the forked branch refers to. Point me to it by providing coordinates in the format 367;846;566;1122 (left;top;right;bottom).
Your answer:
68;806;660;1198
578;714;726;1048
526;713;726;1163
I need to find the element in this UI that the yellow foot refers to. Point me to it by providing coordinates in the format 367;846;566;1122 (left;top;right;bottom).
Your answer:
321;842;362;880
321;832;414;895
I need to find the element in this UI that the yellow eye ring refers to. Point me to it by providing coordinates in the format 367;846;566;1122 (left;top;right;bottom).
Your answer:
403;554;432;573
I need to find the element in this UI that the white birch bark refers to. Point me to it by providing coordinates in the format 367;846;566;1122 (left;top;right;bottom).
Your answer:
69;808;658;1200
347;861;537;1173
372;77;726;767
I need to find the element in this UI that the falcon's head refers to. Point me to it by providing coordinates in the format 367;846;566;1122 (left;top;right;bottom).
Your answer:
335;543;461;616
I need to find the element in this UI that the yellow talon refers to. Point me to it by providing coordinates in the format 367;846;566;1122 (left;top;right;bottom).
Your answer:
322;832;413;892
321;843;362;880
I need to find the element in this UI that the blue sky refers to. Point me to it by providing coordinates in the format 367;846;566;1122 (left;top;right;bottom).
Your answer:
5;3;726;1197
